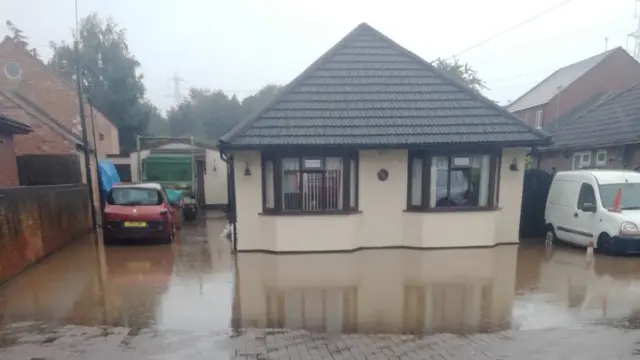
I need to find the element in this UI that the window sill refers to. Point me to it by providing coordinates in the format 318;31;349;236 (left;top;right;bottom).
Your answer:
404;206;501;213
259;210;362;216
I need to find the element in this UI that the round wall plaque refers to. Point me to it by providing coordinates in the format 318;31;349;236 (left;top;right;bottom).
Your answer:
377;169;389;181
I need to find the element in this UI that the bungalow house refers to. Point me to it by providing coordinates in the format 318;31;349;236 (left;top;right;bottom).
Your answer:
536;83;640;172
219;23;549;253
0;113;31;187
507;47;640;130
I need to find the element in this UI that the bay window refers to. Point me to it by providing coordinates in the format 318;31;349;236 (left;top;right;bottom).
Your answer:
262;151;358;213
407;151;499;211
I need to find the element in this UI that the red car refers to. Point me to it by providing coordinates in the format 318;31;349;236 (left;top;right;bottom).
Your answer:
103;183;176;244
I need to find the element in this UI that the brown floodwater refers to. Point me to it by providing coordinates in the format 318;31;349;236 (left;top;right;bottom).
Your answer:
2;218;640;336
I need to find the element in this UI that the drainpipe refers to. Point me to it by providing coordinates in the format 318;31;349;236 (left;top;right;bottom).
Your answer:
219;147;237;252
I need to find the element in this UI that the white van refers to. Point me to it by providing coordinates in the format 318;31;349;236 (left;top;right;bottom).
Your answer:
545;170;640;255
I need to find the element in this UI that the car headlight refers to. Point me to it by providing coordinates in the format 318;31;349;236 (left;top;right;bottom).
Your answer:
620;221;639;233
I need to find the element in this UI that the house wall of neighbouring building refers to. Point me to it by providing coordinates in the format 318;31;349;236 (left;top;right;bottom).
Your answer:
543;51;640;127
0;131;19;187
0;39;120;158
0;93;77;155
234;245;517;332
539;144;640;173
511;51;640;129
232;148;527;252
513;104;545;128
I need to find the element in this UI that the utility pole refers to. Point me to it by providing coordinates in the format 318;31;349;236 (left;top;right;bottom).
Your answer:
75;0;98;229
169;71;184;104
628;0;640;60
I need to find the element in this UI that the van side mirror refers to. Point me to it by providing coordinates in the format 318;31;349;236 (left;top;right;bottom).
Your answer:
582;203;597;213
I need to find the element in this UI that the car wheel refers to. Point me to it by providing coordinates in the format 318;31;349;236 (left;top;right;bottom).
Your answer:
545;227;556;245
162;228;175;244
597;233;614;255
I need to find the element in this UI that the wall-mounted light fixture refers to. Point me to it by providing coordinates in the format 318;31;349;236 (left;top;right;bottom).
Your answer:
244;162;252;176
510;158;519;171
212;158;217;172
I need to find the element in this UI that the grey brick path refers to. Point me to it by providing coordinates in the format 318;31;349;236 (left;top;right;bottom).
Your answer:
1;324;639;359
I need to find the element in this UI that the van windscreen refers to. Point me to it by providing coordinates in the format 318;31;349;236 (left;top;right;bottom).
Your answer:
599;183;640;209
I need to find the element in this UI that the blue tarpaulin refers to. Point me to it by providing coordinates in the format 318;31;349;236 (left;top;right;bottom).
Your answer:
98;160;121;201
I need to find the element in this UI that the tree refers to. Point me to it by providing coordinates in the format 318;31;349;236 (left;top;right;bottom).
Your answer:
241;84;282;115
5;20;28;47
433;57;487;91
167;85;282;142
47;14;149;153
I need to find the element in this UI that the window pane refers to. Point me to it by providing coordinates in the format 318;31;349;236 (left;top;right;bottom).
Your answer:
577;183;596;208
410;157;422;206
430;155;491;208
325;157;343;210
475;155;490;207
282;158;300;210
302;172;323;211
430;156;449;207
264;160;275;208
573;154;581;170
349;158;357;208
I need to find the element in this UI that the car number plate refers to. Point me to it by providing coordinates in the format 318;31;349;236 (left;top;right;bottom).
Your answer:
124;221;147;228
127;261;151;270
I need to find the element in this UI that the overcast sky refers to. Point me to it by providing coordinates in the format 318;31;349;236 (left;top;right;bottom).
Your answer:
0;0;634;112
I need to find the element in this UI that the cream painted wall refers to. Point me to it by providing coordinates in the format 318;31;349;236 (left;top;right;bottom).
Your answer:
234;245;518;333
232;148;527;252
205;150;228;206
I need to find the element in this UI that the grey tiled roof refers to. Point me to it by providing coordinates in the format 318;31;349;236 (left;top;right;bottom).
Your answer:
543;83;640;150
507;48;621;113
221;23;549;148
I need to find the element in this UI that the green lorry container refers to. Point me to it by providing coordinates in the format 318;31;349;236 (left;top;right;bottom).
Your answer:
142;155;198;221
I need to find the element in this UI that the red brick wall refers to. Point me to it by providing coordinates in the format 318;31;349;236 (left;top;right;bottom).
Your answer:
0;93;76;155
512;104;545;128
0;132;18;187
0;185;90;285
0;39;120;157
538;146;624;173
543;50;640;126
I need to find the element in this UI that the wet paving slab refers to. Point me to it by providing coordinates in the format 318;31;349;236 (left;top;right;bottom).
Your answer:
2;221;640;358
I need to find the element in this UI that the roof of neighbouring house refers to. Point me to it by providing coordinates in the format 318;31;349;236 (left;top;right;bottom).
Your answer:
0;113;31;134
220;23;549;149
507;47;626;113
541;82;640;151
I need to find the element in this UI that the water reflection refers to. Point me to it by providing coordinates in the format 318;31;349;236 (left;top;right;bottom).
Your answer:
0;218;233;332
514;242;640;330
234;245;518;334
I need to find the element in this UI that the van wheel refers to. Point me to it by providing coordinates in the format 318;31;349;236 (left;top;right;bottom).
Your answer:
597;233;614;255
545;227;556;245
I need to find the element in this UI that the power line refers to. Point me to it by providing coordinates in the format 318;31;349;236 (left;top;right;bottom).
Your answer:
448;0;576;59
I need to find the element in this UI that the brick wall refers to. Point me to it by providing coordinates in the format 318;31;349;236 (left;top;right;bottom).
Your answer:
512;104;545;128
0;93;76;155
0;39;120;157
543;50;640;127
0;185;90;285
0;132;18;186
538;146;625;173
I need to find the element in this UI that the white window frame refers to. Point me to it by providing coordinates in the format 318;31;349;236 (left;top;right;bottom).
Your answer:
595;150;607;166
572;152;591;170
535;110;543;129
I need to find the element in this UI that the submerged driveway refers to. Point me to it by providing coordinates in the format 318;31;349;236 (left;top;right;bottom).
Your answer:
1;220;640;359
